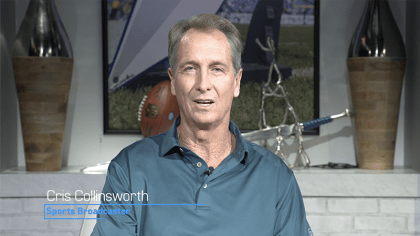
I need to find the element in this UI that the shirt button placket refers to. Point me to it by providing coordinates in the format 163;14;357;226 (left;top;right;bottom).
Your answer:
195;161;206;210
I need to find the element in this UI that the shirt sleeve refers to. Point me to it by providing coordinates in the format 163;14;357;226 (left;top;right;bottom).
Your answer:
273;173;313;236
91;150;137;236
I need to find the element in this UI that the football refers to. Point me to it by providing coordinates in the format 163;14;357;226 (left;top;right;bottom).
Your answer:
138;80;180;137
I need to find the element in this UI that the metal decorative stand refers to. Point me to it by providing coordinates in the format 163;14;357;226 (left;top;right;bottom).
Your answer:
241;37;354;169
255;37;309;168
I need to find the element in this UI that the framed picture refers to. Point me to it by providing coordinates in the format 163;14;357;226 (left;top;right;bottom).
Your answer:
102;0;319;135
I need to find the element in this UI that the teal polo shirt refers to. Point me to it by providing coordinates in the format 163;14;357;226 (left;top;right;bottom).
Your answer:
91;117;312;235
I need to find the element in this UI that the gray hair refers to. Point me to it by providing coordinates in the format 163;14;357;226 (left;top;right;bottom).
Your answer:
168;14;242;75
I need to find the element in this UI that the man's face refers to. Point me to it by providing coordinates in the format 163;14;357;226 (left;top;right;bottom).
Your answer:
168;28;242;128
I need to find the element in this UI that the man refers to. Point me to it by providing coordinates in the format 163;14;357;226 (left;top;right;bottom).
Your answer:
92;14;312;235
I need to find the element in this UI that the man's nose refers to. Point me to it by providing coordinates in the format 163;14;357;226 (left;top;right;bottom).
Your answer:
196;70;211;92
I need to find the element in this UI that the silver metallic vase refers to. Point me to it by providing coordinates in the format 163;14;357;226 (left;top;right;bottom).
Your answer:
348;0;405;58
347;0;406;170
13;0;73;57
12;0;73;171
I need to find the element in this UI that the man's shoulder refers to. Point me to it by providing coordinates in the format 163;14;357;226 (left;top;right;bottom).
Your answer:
111;132;167;166
244;140;293;175
128;133;165;152
242;140;297;194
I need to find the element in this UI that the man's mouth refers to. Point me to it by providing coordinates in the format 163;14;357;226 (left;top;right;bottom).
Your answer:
194;100;214;105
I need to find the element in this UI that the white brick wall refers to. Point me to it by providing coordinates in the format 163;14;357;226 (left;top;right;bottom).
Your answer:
329;234;379;236
21;233;74;236
328;199;378;213
354;216;406;231
312;233;331;236
407;216;415;232
1;197;418;235
381;234;414;236
307;215;353;231
305;197;417;236
49;220;83;230
0;215;49;231
304;198;327;213
0;199;22;214
0;198;89;236
380;199;415;214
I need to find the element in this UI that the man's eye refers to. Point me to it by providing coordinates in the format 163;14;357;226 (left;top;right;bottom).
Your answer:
185;66;194;71
214;68;222;72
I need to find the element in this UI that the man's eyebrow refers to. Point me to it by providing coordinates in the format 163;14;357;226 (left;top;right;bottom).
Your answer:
178;60;199;68
178;60;229;69
208;61;229;68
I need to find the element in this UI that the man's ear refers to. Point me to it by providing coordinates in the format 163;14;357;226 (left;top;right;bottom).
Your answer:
168;68;176;96
233;69;242;97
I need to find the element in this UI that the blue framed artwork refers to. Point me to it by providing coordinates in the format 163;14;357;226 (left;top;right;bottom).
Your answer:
102;0;319;134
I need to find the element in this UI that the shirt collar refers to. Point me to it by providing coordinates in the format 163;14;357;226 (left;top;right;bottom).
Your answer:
160;116;249;164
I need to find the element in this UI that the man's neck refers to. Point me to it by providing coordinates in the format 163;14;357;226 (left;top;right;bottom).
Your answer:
177;119;235;168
